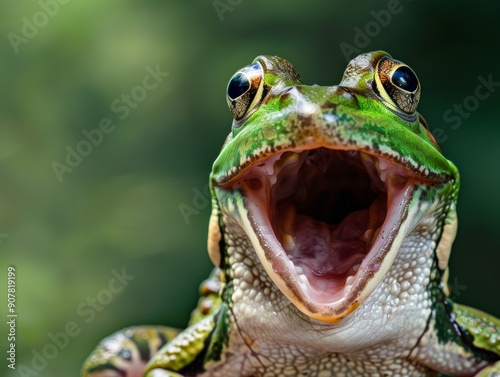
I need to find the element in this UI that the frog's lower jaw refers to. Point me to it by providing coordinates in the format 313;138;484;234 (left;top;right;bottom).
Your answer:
231;147;432;323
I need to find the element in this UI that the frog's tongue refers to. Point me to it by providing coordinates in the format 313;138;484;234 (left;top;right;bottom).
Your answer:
279;203;383;287
238;148;414;322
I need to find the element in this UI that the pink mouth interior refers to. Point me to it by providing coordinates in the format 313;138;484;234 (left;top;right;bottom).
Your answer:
240;148;407;296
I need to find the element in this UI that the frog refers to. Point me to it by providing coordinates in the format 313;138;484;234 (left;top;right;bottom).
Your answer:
81;51;500;377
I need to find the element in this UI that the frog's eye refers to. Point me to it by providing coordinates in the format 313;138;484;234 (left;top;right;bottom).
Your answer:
226;62;267;123
118;348;132;361
374;57;420;115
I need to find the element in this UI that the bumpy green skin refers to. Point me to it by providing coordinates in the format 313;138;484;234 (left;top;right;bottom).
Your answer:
454;305;500;356
82;52;499;377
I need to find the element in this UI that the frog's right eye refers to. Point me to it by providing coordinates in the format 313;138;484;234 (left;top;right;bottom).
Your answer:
374;56;420;116
226;62;267;123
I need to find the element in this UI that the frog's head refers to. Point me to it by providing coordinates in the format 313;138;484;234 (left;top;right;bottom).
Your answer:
208;51;459;323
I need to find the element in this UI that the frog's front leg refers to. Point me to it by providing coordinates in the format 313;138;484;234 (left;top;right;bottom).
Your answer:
145;303;231;377
453;304;500;377
475;363;500;377
144;317;216;377
188;267;223;326
413;299;499;376
81;326;180;377
82;269;223;377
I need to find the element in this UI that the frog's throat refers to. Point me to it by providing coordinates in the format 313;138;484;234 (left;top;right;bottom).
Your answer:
230;148;427;323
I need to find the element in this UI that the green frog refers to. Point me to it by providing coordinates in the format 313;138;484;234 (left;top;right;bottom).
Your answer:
81;51;500;377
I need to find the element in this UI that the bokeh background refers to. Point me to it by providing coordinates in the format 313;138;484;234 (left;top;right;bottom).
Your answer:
1;1;499;376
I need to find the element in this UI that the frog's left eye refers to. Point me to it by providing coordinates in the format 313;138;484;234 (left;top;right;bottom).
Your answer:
226;62;267;123
374;57;420;115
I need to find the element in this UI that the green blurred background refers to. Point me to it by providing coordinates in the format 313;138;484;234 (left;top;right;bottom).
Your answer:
1;1;499;376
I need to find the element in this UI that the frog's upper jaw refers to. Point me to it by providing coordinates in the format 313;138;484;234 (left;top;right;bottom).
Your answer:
219;146;443;323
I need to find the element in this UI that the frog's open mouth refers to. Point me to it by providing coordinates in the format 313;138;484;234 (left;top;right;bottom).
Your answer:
233;147;417;322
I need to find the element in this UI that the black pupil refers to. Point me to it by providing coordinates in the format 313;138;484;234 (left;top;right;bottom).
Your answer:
227;73;250;99
392;66;418;92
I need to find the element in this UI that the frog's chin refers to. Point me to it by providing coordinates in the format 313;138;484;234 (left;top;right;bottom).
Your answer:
235;148;419;323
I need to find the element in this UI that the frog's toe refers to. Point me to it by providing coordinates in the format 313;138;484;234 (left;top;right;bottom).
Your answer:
145;369;183;377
